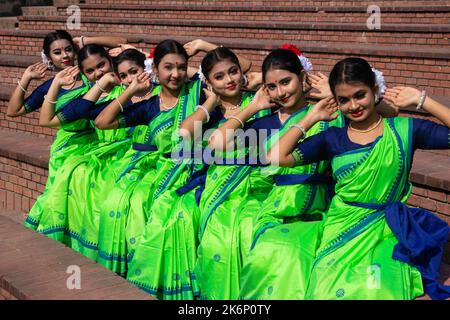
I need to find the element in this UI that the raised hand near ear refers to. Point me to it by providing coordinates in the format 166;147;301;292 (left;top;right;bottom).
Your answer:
309;96;339;122
55;66;80;87
384;86;422;109
307;72;332;99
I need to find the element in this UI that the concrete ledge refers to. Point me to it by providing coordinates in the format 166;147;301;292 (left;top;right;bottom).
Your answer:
0;214;155;300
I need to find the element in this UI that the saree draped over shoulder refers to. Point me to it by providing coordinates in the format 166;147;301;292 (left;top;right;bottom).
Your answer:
25;74;97;231
194;97;272;300
240;106;345;300
126;79;209;299
304;117;445;300
26;85;135;263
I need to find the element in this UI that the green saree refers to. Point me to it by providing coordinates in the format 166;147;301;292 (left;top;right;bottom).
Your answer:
28;85;135;262
303;118;424;299
239;105;345;300
126;79;207;299
24;75;96;230
194;94;271;300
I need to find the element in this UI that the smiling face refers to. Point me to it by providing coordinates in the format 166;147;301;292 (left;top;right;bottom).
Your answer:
48;39;75;70
264;68;304;109
117;60;144;88
206;59;242;98
334;82;378;122
154;53;187;92
81;54;112;82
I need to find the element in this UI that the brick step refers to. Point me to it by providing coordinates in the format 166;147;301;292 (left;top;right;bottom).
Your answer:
78;0;450;7
0;17;19;30
3;29;450;61
16;16;450;49
2;31;450;96
0;214;155;300
51;4;450;24
0;55;45;90
21;6;58;17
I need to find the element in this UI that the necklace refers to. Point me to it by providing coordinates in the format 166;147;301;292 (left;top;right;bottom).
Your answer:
159;94;179;111
221;93;243;110
349;116;383;133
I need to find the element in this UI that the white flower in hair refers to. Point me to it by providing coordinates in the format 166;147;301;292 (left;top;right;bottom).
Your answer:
41;50;55;71
371;67;386;103
197;65;206;83
299;55;313;74
144;58;153;75
146;47;159;84
281;44;313;74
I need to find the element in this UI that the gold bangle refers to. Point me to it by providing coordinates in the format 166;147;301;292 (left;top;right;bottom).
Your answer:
290;124;306;138
44;95;57;104
116;98;124;112
17;80;27;94
228;115;244;128
95;81;107;93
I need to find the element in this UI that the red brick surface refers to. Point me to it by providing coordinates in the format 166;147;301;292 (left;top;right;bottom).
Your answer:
0;214;155;300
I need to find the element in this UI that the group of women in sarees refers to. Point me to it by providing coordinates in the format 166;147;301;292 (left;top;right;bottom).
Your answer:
7;29;450;300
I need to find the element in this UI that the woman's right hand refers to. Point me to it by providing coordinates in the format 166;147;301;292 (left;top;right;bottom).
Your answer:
55;66;79;87
184;39;208;57
307;72;332;99
97;72;120;92
23;62;48;82
251;87;277;111
308;96;339;122
108;44;138;57
128;72;152;94
203;87;221;108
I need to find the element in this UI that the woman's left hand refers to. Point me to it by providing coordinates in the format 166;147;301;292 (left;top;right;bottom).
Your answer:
203;87;221;108
307;72;332;99
309;96;339;122
384;86;422;109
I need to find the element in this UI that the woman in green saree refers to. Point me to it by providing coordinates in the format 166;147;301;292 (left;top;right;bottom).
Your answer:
26;45;134;261
22;32;126;233
269;57;450;300
91;39;207;298
34;48;159;274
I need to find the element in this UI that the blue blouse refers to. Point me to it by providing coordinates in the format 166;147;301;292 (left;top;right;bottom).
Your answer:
292;118;450;165
55;98;125;124
23;78;53;113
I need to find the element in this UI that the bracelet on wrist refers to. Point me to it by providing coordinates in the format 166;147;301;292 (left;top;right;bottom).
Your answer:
290;123;307;138
195;105;210;123
228;115;244;128
44;95;58;104
116;98;124;112
95;81;107;93
17;80;27;94
416;90;427;111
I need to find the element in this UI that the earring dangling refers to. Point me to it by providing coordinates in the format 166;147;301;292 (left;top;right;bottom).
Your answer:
242;74;249;87
151;74;160;84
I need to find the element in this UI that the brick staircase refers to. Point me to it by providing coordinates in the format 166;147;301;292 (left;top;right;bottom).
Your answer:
0;0;449;299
